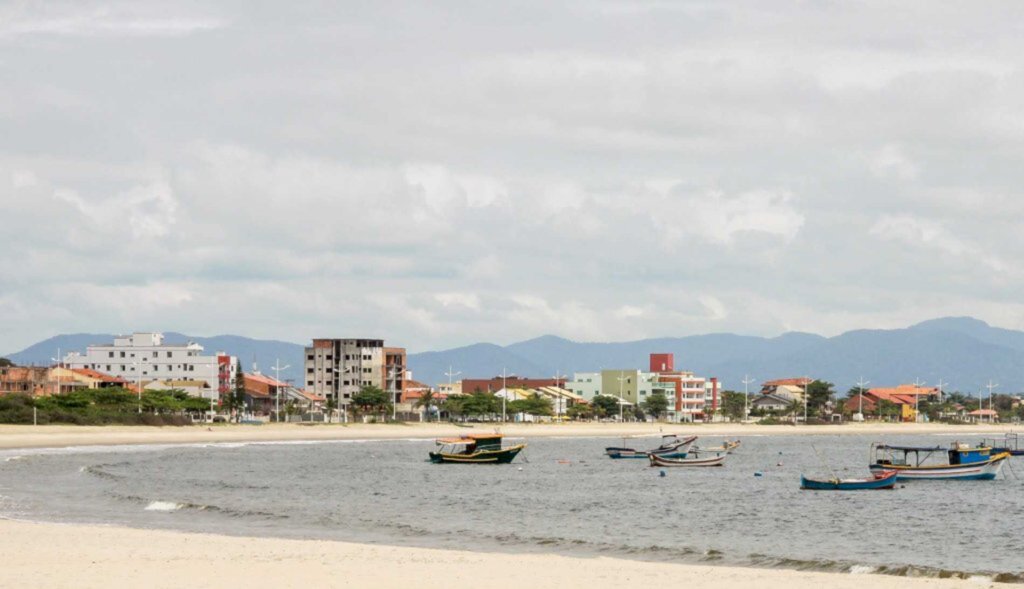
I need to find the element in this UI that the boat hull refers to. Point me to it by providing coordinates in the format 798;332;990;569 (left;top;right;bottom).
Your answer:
649;453;725;467
604;447;648;459
430;444;526;464
801;471;897;490
869;453;1008;480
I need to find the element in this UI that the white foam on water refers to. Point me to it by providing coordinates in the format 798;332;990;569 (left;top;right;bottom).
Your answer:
967;575;993;584
144;501;183;512
848;565;876;575
3;456;24;462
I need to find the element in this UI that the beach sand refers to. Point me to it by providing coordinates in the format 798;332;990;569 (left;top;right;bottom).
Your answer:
0;421;1015;450
0;519;1010;589
0;422;1016;588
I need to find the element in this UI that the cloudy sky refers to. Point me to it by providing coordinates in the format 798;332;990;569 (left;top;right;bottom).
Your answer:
3;1;1024;354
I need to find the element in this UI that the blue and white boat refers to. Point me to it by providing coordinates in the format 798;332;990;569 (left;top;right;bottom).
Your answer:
605;434;696;459
869;442;1009;480
801;470;897;491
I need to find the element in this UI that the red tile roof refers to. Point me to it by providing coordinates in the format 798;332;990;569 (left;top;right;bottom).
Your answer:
70;368;128;383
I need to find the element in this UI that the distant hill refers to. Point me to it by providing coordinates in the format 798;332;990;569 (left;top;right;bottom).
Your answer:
406;317;1024;394
7;317;1024;394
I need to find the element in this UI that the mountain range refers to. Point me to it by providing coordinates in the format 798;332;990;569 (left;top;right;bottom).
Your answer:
4;317;1023;394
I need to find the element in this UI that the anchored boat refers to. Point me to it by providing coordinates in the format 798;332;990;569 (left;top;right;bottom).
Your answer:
982;433;1024;457
869;442;1009;480
429;434;525;464
801;470;898;490
648;451;726;467
605;434;697;459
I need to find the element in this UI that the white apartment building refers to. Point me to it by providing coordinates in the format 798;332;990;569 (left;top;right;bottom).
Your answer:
62;333;237;400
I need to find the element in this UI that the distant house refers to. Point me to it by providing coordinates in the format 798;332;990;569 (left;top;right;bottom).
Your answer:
968;409;998;424
844;390;918;422
0;366;50;396
751;393;793;413
760;378;812;401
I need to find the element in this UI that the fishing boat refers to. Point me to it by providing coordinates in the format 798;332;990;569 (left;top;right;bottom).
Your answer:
801;470;897;491
649;452;726;467
869;442;1010;480
429;434;525;464
605;434;697;459
982;433;1024;457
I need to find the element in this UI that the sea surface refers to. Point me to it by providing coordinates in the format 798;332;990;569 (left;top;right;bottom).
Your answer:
1;433;1022;582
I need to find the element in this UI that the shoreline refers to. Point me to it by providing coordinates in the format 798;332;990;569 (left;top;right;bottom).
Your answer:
0;421;1017;451
0;519;1013;589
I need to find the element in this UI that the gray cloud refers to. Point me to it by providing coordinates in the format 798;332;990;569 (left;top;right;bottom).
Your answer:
4;1;1024;356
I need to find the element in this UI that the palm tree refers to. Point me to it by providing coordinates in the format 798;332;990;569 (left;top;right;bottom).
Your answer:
415;390;436;422
325;396;337;423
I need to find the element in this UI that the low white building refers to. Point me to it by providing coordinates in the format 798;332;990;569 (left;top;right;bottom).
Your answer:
63;333;237;399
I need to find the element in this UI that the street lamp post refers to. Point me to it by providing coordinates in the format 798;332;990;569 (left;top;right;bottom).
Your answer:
501;367;514;422
331;366;354;424
270;359;290;423
553;371;567;420
50;347;61;396
617;371;627;422
741;375;755;422
913;377;927;422
388;366;403;421
986;380;999;414
855;377;869;422
132;358;147;413
803;376;809;425
443;365;461;423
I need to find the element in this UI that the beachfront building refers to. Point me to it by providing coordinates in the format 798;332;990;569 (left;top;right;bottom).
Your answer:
566;373;601;400
0;366;50;396
647;354;718;422
461;376;568;395
304;338;407;416
62;333;237;396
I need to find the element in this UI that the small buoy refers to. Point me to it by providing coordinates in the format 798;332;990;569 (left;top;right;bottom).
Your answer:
659;469;666;477
776;462;783;467
517;467;523;471
754;471;764;477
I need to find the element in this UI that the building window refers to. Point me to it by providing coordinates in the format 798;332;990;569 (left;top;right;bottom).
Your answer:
307;380;314;386
120;352;125;358
307;368;314;373
108;352;114;358
307;355;313;361
167;352;173;358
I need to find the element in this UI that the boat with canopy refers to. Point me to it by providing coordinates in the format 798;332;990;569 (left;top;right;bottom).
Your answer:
869;442;1009;480
429;434;525;464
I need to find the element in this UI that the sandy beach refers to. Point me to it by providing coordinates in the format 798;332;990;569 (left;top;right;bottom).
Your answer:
0;421;1016;450
0;519;1011;589
1;422;1018;588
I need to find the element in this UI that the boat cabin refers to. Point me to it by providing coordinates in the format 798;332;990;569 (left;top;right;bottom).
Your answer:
872;442;992;468
435;434;504;455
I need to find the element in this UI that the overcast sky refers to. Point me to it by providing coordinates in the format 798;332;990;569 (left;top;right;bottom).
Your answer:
4;1;1024;354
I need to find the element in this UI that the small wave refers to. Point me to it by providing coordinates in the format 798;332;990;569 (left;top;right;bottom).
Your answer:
145;501;184;512
849;565;876;574
3;456;24;462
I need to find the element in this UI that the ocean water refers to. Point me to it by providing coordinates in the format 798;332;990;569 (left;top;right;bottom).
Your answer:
1;433;1022;582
